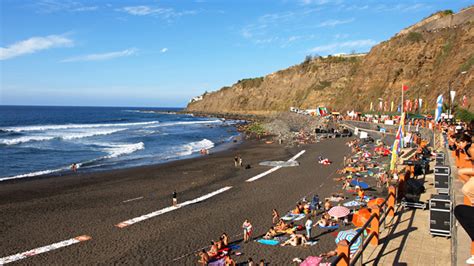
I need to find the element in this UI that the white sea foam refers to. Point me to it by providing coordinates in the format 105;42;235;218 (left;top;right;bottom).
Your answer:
0;128;127;146
0;136;55;145
159;120;222;127
0;168;64;182
1;121;159;132
176;139;214;156
102;142;145;159
61;128;126;140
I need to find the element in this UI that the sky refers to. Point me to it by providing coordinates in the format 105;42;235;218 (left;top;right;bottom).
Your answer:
0;0;472;107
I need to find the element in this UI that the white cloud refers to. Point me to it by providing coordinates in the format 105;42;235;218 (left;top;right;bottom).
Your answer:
117;5;199;19
309;39;377;53
300;0;344;6
160;48;168;53
61;48;138;62
318;18;354;27
0;35;73;61
35;0;98;13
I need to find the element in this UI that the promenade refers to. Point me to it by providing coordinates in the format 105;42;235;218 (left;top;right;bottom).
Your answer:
362;154;451;265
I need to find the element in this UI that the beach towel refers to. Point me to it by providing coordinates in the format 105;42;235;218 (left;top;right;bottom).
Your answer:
208;258;225;266
318;224;340;230
227;244;240;250
256;239;280;246
343;200;364;207
355;196;371;202
282;213;306;221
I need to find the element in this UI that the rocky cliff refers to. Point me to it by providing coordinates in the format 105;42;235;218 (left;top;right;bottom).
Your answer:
187;7;474;114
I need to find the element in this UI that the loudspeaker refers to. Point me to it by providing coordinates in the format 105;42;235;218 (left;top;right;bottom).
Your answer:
436;153;445;165
429;194;452;237
434;166;450;175
434;166;450;194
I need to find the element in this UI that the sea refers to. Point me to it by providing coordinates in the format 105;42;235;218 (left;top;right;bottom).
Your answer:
0;106;241;182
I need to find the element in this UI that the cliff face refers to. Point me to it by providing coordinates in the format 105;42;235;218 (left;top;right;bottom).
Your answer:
187;7;474;114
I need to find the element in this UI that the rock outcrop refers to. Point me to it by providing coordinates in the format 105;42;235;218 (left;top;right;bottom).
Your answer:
187;7;474;114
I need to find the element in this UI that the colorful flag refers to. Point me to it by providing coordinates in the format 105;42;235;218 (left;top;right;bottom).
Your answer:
391;101;394;112
402;85;409;91
450;91;456;103
462;95;467;107
390;113;405;171
435;94;443;123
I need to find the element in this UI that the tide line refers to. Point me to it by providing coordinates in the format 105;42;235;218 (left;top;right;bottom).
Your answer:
246;150;305;182
116;186;232;228
0;235;91;265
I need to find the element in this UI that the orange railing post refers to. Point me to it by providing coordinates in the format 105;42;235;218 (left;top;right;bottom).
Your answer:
370;206;380;246
336;241;350;266
397;170;407;200
388;186;396;218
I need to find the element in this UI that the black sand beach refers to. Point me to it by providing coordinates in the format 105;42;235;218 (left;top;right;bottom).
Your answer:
0;137;371;265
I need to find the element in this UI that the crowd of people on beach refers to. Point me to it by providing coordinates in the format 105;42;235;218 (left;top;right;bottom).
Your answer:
197;135;393;265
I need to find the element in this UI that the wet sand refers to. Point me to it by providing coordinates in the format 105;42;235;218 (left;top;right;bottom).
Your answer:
0;138;365;265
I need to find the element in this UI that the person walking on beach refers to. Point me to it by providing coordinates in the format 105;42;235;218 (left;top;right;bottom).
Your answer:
71;163;78;173
234;156;239;167
172;190;178;207
305;216;313;239
242;219;253;242
238;155;243;167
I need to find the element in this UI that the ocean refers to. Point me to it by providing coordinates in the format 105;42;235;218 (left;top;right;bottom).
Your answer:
0;106;240;181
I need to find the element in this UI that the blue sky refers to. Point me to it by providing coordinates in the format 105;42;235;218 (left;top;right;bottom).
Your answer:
0;0;472;107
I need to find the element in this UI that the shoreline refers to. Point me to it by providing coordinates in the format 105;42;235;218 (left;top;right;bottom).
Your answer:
1;125;390;265
0;130;244;185
0;136;356;264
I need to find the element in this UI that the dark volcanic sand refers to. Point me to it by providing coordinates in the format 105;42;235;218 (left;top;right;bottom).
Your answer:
0;138;372;265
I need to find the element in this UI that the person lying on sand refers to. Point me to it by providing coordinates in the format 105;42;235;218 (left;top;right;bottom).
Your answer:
281;234;308;246
197;249;209;265
324;199;332;211
220;233;229;247
263;227;278;239
207;241;219;257
216;239;224;249
326;194;345;202
317;214;334;227
274;219;289;231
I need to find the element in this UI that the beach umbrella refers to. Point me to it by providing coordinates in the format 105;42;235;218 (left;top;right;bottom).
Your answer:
328;206;350;218
350;180;370;189
367;198;385;209
335;229;362;254
300;256;323;266
352;208;371;227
